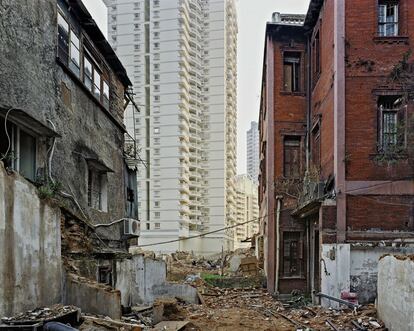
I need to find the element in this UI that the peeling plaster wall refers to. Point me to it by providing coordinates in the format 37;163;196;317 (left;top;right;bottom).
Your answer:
320;244;350;308
0;0;128;233
116;255;199;306
377;255;414;331
350;246;414;304
0;164;62;317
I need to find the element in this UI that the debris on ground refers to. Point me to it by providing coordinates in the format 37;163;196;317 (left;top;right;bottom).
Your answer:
1;305;80;327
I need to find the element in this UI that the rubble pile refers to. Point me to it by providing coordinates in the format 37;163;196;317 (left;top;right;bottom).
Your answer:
1;305;81;330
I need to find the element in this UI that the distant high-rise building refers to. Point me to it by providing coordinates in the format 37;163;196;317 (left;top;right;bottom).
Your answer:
234;174;259;249
105;0;238;254
246;121;259;183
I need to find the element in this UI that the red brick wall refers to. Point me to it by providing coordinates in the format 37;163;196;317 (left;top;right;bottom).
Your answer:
345;0;414;180
347;195;414;231
311;0;335;180
273;42;307;179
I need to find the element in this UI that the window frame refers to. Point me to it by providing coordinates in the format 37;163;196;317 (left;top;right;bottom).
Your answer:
0;122;38;181
283;136;302;178
281;231;304;278
57;8;111;110
283;51;302;93
311;27;321;86
377;95;406;152
377;1;399;37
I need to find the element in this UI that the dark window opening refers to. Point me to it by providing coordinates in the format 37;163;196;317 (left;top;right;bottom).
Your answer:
378;95;405;151
378;1;399;37
283;52;301;92
282;231;303;277
98;266;112;286
283;136;301;178
88;168;108;211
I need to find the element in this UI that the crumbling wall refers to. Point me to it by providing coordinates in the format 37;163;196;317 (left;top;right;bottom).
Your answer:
64;273;121;320
377;255;414;331
350;245;414;303
0;163;62;317
116;254;199;306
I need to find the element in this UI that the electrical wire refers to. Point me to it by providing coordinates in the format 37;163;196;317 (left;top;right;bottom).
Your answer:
0;108;14;161
137;213;270;248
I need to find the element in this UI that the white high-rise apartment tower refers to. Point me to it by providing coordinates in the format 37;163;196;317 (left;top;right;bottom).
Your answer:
246;121;259;183
105;0;238;254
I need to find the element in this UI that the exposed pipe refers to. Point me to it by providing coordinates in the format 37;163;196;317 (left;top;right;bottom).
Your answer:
316;292;361;309
46;119;57;184
274;196;282;294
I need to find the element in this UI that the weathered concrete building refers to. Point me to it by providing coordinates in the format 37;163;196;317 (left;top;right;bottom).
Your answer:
259;1;414;304
0;0;140;316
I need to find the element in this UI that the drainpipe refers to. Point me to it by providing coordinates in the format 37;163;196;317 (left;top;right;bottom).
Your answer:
306;34;312;171
274;195;282;294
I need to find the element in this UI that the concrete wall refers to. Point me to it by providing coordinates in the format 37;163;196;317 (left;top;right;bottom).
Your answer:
377;255;414;331
116;254;198;306
0;163;62;317
350;246;414;303
320;244;350;308
320;244;414;306
0;0;129;232
64;273;121;320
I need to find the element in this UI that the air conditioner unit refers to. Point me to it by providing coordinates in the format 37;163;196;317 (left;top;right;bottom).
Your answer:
124;218;141;236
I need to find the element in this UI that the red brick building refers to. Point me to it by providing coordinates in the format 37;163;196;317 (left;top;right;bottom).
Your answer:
258;1;414;305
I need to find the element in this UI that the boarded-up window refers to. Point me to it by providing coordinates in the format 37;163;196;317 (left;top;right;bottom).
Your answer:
282;232;303;277
284;136;301;178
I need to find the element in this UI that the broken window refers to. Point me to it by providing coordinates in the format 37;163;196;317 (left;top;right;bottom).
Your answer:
378;1;399;37
283;52;301;92
378;95;405;151
0;123;36;181
283;136;301;178
282;232;303;277
87;168;108;211
93;68;101;99
103;80;109;109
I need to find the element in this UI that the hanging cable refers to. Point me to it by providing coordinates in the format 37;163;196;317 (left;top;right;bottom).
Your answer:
0;107;14;161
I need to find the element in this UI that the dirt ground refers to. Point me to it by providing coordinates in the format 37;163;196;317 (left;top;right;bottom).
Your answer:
164;252;386;331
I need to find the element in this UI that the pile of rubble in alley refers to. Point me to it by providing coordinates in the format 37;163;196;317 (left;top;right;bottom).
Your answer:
0;249;387;330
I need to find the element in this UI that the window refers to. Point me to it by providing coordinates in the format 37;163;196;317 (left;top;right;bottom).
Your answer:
69;31;80;77
134;13;139;19
98;266;112;285
154;0;160;6
83;56;93;91
154;127;160;134
93;68;101;99
154;95;160;102
154;212;160;218
154;74;159;81
378;1;399;37
102;81;109;109
154;42;160;50
378;95;405;151
283;52;301;92
282;232;303;277
57;12;69;63
154;222;160;229
283;136;301;178
87;168;108;211
154;22;160;29
154;32;159;39
312;122;321;168
312;30;321;81
0;123;37;181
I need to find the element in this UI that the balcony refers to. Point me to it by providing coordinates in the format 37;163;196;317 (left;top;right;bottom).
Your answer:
292;177;326;218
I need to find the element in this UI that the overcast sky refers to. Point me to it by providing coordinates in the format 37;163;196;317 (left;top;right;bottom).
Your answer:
83;0;310;174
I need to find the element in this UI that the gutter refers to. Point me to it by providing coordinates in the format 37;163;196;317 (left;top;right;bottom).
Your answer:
274;195;283;294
